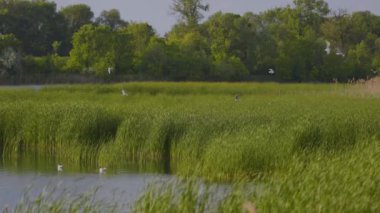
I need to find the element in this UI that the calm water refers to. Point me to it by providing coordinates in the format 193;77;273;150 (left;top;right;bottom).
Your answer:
0;159;173;211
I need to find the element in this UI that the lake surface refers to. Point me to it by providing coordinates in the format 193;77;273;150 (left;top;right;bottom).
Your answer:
0;159;173;211
0;157;236;212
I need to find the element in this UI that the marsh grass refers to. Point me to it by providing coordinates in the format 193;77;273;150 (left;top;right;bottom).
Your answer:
0;82;379;181
253;140;380;212
0;102;121;166
134;139;380;212
133;179;219;213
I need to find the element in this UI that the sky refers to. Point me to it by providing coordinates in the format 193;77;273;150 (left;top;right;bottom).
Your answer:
53;0;380;36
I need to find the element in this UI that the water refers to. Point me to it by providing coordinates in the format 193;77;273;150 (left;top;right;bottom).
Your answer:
0;85;44;91
0;159;238;212
0;143;239;211
0;160;173;211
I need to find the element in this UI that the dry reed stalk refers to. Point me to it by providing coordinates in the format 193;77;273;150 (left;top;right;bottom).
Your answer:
358;77;380;95
242;201;256;213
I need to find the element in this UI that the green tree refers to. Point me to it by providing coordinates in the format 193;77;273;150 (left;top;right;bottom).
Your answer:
165;44;210;81
211;56;249;81
166;24;211;80
59;4;94;55
321;11;380;55
67;24;132;77
245;12;278;75
293;0;330;35
320;13;350;53
205;12;242;61
125;22;156;59
135;38;168;79
204;12;254;79
171;0;209;26
96;9;127;30
275;32;325;81
350;11;380;42
373;38;380;71
319;53;351;81
0;34;21;78
0;0;67;55
59;4;94;34
346;41;372;79
137;34;211;81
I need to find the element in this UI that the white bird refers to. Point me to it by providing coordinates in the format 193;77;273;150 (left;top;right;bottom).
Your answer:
325;41;331;54
107;67;112;75
268;68;275;75
57;164;63;172
99;167;107;174
121;89;128;96
336;49;345;57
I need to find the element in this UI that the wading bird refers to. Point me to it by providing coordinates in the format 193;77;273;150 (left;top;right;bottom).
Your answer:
325;41;331;54
99;167;107;174
336;49;345;57
121;89;128;96
268;68;275;75
107;67;112;75
57;164;63;172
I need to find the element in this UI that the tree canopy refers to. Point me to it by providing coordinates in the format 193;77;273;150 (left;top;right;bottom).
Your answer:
171;0;209;26
0;0;379;83
96;9;128;30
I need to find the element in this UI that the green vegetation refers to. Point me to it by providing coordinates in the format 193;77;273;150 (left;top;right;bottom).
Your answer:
1;0;379;82
135;141;380;212
0;82;379;211
0;82;378;178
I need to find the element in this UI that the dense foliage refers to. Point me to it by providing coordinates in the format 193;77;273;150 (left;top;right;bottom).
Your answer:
0;0;379;82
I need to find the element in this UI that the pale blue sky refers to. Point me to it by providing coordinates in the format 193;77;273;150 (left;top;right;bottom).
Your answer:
53;0;380;35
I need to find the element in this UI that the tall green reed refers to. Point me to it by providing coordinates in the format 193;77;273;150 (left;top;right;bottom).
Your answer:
0;82;379;181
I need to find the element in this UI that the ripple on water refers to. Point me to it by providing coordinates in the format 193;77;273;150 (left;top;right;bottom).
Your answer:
0;165;174;211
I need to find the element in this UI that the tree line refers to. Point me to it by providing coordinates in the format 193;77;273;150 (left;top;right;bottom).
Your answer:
0;0;379;83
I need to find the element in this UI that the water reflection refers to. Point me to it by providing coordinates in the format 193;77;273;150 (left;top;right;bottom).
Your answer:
0;157;173;210
0;154;168;175
0;155;239;211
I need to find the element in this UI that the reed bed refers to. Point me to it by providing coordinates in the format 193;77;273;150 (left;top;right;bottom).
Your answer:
1;82;380;181
1;82;380;211
134;140;380;212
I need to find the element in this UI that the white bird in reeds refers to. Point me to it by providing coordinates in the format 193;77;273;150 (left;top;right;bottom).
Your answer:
268;68;275;75
99;167;107;174
121;89;128;96
107;67;112;75
336;48;345;57
57;164;63;172
325;41;331;54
